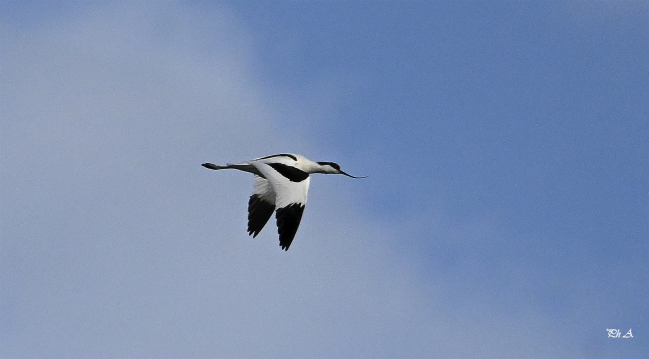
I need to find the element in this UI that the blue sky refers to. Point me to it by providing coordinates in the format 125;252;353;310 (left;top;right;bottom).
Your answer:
1;1;647;358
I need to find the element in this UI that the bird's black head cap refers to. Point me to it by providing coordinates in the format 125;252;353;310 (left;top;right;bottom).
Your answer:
317;161;340;170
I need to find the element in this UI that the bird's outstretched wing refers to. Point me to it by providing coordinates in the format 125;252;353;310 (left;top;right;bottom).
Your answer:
251;161;311;250
247;176;276;238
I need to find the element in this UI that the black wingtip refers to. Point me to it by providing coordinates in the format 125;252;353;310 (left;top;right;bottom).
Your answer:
276;203;305;251
247;194;275;239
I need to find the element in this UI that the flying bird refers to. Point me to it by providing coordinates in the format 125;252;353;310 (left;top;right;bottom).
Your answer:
202;153;365;251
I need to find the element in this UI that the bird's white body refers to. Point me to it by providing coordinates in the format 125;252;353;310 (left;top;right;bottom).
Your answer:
202;153;363;251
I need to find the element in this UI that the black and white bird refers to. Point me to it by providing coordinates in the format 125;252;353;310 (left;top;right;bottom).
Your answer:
202;154;365;251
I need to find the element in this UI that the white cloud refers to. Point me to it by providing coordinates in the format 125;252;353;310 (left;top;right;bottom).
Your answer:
1;2;589;357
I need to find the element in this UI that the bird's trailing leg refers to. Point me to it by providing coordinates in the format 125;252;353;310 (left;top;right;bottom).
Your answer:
202;163;223;170
202;162;263;177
